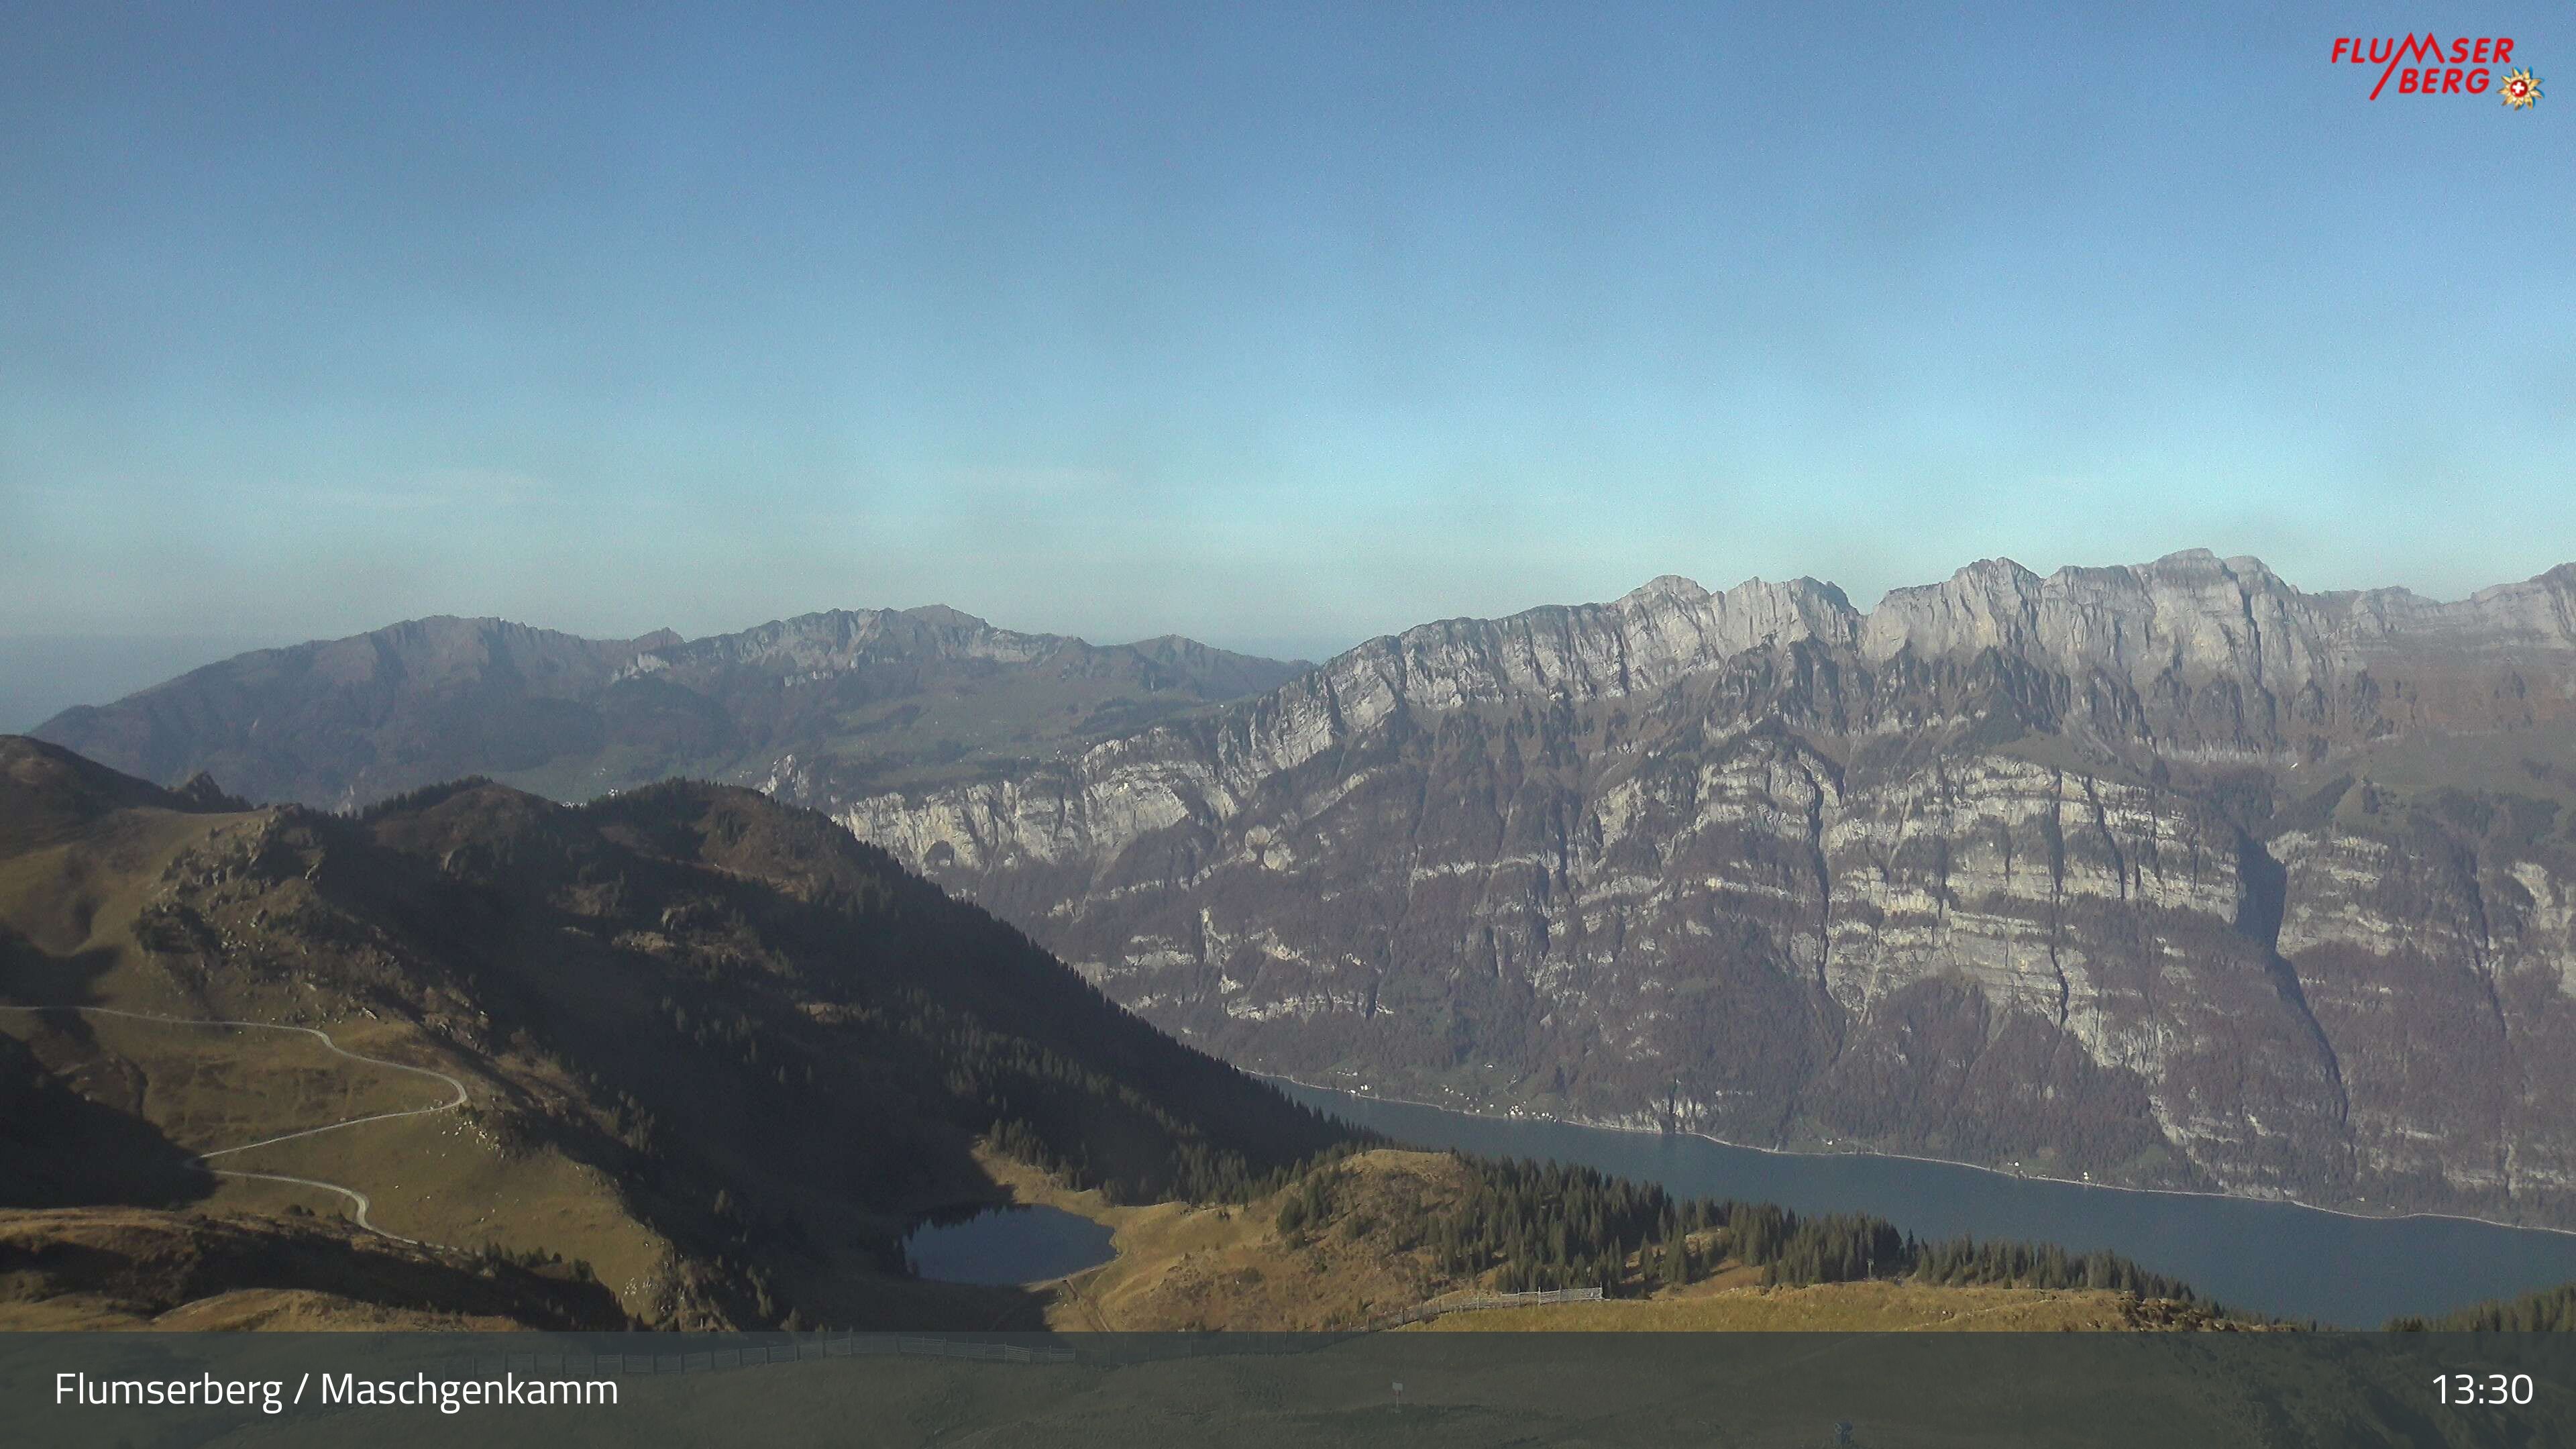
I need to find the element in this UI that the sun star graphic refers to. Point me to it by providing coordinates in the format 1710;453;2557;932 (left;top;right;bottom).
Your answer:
2501;68;2542;109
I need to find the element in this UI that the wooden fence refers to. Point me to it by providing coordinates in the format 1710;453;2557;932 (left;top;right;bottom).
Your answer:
1369;1285;1607;1330
437;1332;1077;1380
425;1287;1607;1383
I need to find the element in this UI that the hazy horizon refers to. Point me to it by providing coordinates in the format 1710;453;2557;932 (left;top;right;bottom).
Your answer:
6;2;2571;672
11;540;2575;735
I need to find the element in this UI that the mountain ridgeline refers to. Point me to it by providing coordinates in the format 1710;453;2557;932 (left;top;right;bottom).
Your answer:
5;736;2249;1335
0;736;1349;1329
833;551;2576;1230
32;607;1308;811
32;551;2576;1231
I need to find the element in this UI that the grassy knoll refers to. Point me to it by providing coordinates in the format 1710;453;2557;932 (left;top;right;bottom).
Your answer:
207;1109;673;1301
1002;1147;2233;1335
994;1146;1455;1331
0;1012;445;1155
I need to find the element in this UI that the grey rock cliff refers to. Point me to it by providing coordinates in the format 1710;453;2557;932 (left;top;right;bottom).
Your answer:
826;552;2576;1226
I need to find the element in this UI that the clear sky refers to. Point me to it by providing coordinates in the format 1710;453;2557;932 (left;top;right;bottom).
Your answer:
3;1;2570;689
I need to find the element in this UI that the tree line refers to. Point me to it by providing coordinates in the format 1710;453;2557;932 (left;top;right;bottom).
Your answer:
2392;1282;2576;1332
1287;1153;2208;1304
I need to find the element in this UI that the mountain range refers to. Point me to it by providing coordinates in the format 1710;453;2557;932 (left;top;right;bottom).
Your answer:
0;735;1345;1328
33;550;2576;1230
8;733;2265;1338
31;608;1306;812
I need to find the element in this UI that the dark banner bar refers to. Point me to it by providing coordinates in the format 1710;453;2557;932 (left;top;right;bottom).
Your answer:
6;1331;2573;1447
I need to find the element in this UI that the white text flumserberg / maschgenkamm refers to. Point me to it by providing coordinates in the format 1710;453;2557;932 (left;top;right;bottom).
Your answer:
56;1371;617;1415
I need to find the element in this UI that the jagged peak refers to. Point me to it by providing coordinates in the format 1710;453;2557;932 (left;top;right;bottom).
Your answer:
1874;556;2041;610
2129;548;2264;586
899;604;996;632
1782;576;1857;612
1611;573;1858;624
1621;574;1712;606
170;771;249;812
2472;562;2576;603
1715;572;1851;604
2147;547;2223;568
1964;555;2044;581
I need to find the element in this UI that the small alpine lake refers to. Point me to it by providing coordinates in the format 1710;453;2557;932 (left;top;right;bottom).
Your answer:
902;1203;1116;1287
1273;1079;2576;1328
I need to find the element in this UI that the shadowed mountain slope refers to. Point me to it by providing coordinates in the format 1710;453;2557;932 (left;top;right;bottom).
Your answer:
0;1207;627;1330
0;736;1349;1330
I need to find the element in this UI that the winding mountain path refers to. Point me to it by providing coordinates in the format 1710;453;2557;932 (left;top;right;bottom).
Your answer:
0;1002;469;1244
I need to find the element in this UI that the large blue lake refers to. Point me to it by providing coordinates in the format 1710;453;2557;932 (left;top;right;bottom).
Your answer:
1273;1079;2576;1328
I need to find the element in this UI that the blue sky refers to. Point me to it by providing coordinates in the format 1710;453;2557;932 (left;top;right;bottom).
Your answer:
3;1;2569;698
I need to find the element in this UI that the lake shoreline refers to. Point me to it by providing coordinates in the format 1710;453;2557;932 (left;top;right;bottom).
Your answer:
1256;1071;2576;1243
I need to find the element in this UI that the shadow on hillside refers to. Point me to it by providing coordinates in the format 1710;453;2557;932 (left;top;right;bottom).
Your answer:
833;1277;1057;1332
0;926;121;1007
0;1029;212;1209
0;933;211;1209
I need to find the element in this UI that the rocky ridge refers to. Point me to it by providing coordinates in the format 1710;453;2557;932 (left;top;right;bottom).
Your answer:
33;608;1307;811
819;552;2576;1227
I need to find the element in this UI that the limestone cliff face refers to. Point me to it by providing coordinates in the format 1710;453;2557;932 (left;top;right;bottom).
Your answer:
2269;795;2576;1209
1861;553;2576;760
825;553;2576;1226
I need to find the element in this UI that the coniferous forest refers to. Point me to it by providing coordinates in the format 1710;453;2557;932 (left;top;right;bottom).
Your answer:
1280;1153;2208;1305
2391;1283;2576;1332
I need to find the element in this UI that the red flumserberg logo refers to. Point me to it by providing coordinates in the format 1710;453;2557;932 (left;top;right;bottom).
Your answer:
2330;34;2542;106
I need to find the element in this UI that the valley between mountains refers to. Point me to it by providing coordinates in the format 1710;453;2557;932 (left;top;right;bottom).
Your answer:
0;735;2223;1334
34;549;2576;1235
